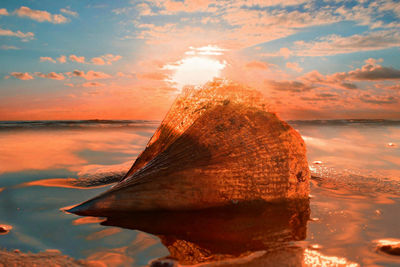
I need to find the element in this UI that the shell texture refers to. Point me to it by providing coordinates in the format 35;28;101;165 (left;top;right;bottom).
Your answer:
68;80;310;216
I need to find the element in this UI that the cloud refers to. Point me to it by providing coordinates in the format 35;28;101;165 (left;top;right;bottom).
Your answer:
14;6;69;24
58;55;67;63
0;45;19;50
360;94;398;105
329;60;400;81
0;8;8;16
265;80;314;92
82;82;105;87
35;72;65;80
295;59;400;95
261;47;293;59
9;72;34;80
40;57;56;63
137;72;167;80
245;61;270;70
38;54;121;65
128;0;400;51
70;70;112;80
301;92;339;102
91;57;105;65
300;70;357;90
137;2;154;16
0;28;34;41
294;30;400;56
377;83;400;90
334;1;400;29
286;62;303;73
345;65;400;81
91;54;122;65
185;45;227;56
235;0;309;7
60;8;78;17
133;2;342;49
116;72;136;79
161;0;213;14
69;54;85;63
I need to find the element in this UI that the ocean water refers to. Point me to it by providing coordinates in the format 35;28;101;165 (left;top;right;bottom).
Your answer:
0;120;399;266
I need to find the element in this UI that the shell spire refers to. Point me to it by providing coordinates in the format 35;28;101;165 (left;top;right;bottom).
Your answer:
67;80;310;216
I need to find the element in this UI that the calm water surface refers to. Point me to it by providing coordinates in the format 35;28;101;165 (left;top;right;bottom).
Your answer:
0;120;399;266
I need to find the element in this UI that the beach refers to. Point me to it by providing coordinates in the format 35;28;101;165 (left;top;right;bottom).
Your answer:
0;120;399;266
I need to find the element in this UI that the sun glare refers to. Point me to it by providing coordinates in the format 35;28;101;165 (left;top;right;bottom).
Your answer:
165;46;227;90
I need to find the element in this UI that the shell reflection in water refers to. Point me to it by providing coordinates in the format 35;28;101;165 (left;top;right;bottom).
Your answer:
68;80;310;216
102;200;311;266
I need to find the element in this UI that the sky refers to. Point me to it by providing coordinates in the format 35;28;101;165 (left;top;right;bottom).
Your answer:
0;0;399;121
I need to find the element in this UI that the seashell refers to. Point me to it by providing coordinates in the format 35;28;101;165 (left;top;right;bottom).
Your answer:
67;80;310;216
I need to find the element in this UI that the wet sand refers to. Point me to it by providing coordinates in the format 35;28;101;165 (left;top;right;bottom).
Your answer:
0;120;399;266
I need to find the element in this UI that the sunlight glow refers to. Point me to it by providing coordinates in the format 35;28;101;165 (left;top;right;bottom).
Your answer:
165;46;227;90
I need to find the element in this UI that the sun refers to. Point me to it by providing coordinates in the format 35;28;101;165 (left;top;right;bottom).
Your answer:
164;46;227;90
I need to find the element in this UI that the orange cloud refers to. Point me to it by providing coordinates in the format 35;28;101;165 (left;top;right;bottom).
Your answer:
360;94;398;105
82;82;106;87
91;54;122;65
162;0;213;13
137;2;154;16
301;70;358;90
14;6;68;24
69;54;85;63
267;47;293;59
91;57;105;65
9;72;34;80
57;55;67;63
137;72;168;80
0;8;8;16
265;80;314;92
294;30;400;56
339;63;400;81
36;72;65;80
40;56;56;63
286;62;303;73
245;61;269;70
117;72;136;79
376;83;400;91
0;27;34;41
70;70;111;80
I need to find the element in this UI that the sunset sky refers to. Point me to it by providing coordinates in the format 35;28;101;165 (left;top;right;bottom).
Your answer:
0;0;399;120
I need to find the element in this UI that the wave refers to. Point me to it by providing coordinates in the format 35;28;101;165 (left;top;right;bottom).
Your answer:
288;119;400;126
1;119;399;130
0;120;160;130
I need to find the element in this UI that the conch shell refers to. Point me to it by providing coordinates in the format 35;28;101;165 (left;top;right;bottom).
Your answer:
68;80;310;216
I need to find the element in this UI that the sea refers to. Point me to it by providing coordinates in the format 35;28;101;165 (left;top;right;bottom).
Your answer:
0;119;399;266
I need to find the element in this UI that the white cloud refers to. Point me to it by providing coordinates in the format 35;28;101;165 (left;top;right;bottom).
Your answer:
60;8;78;17
0;45;20;50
